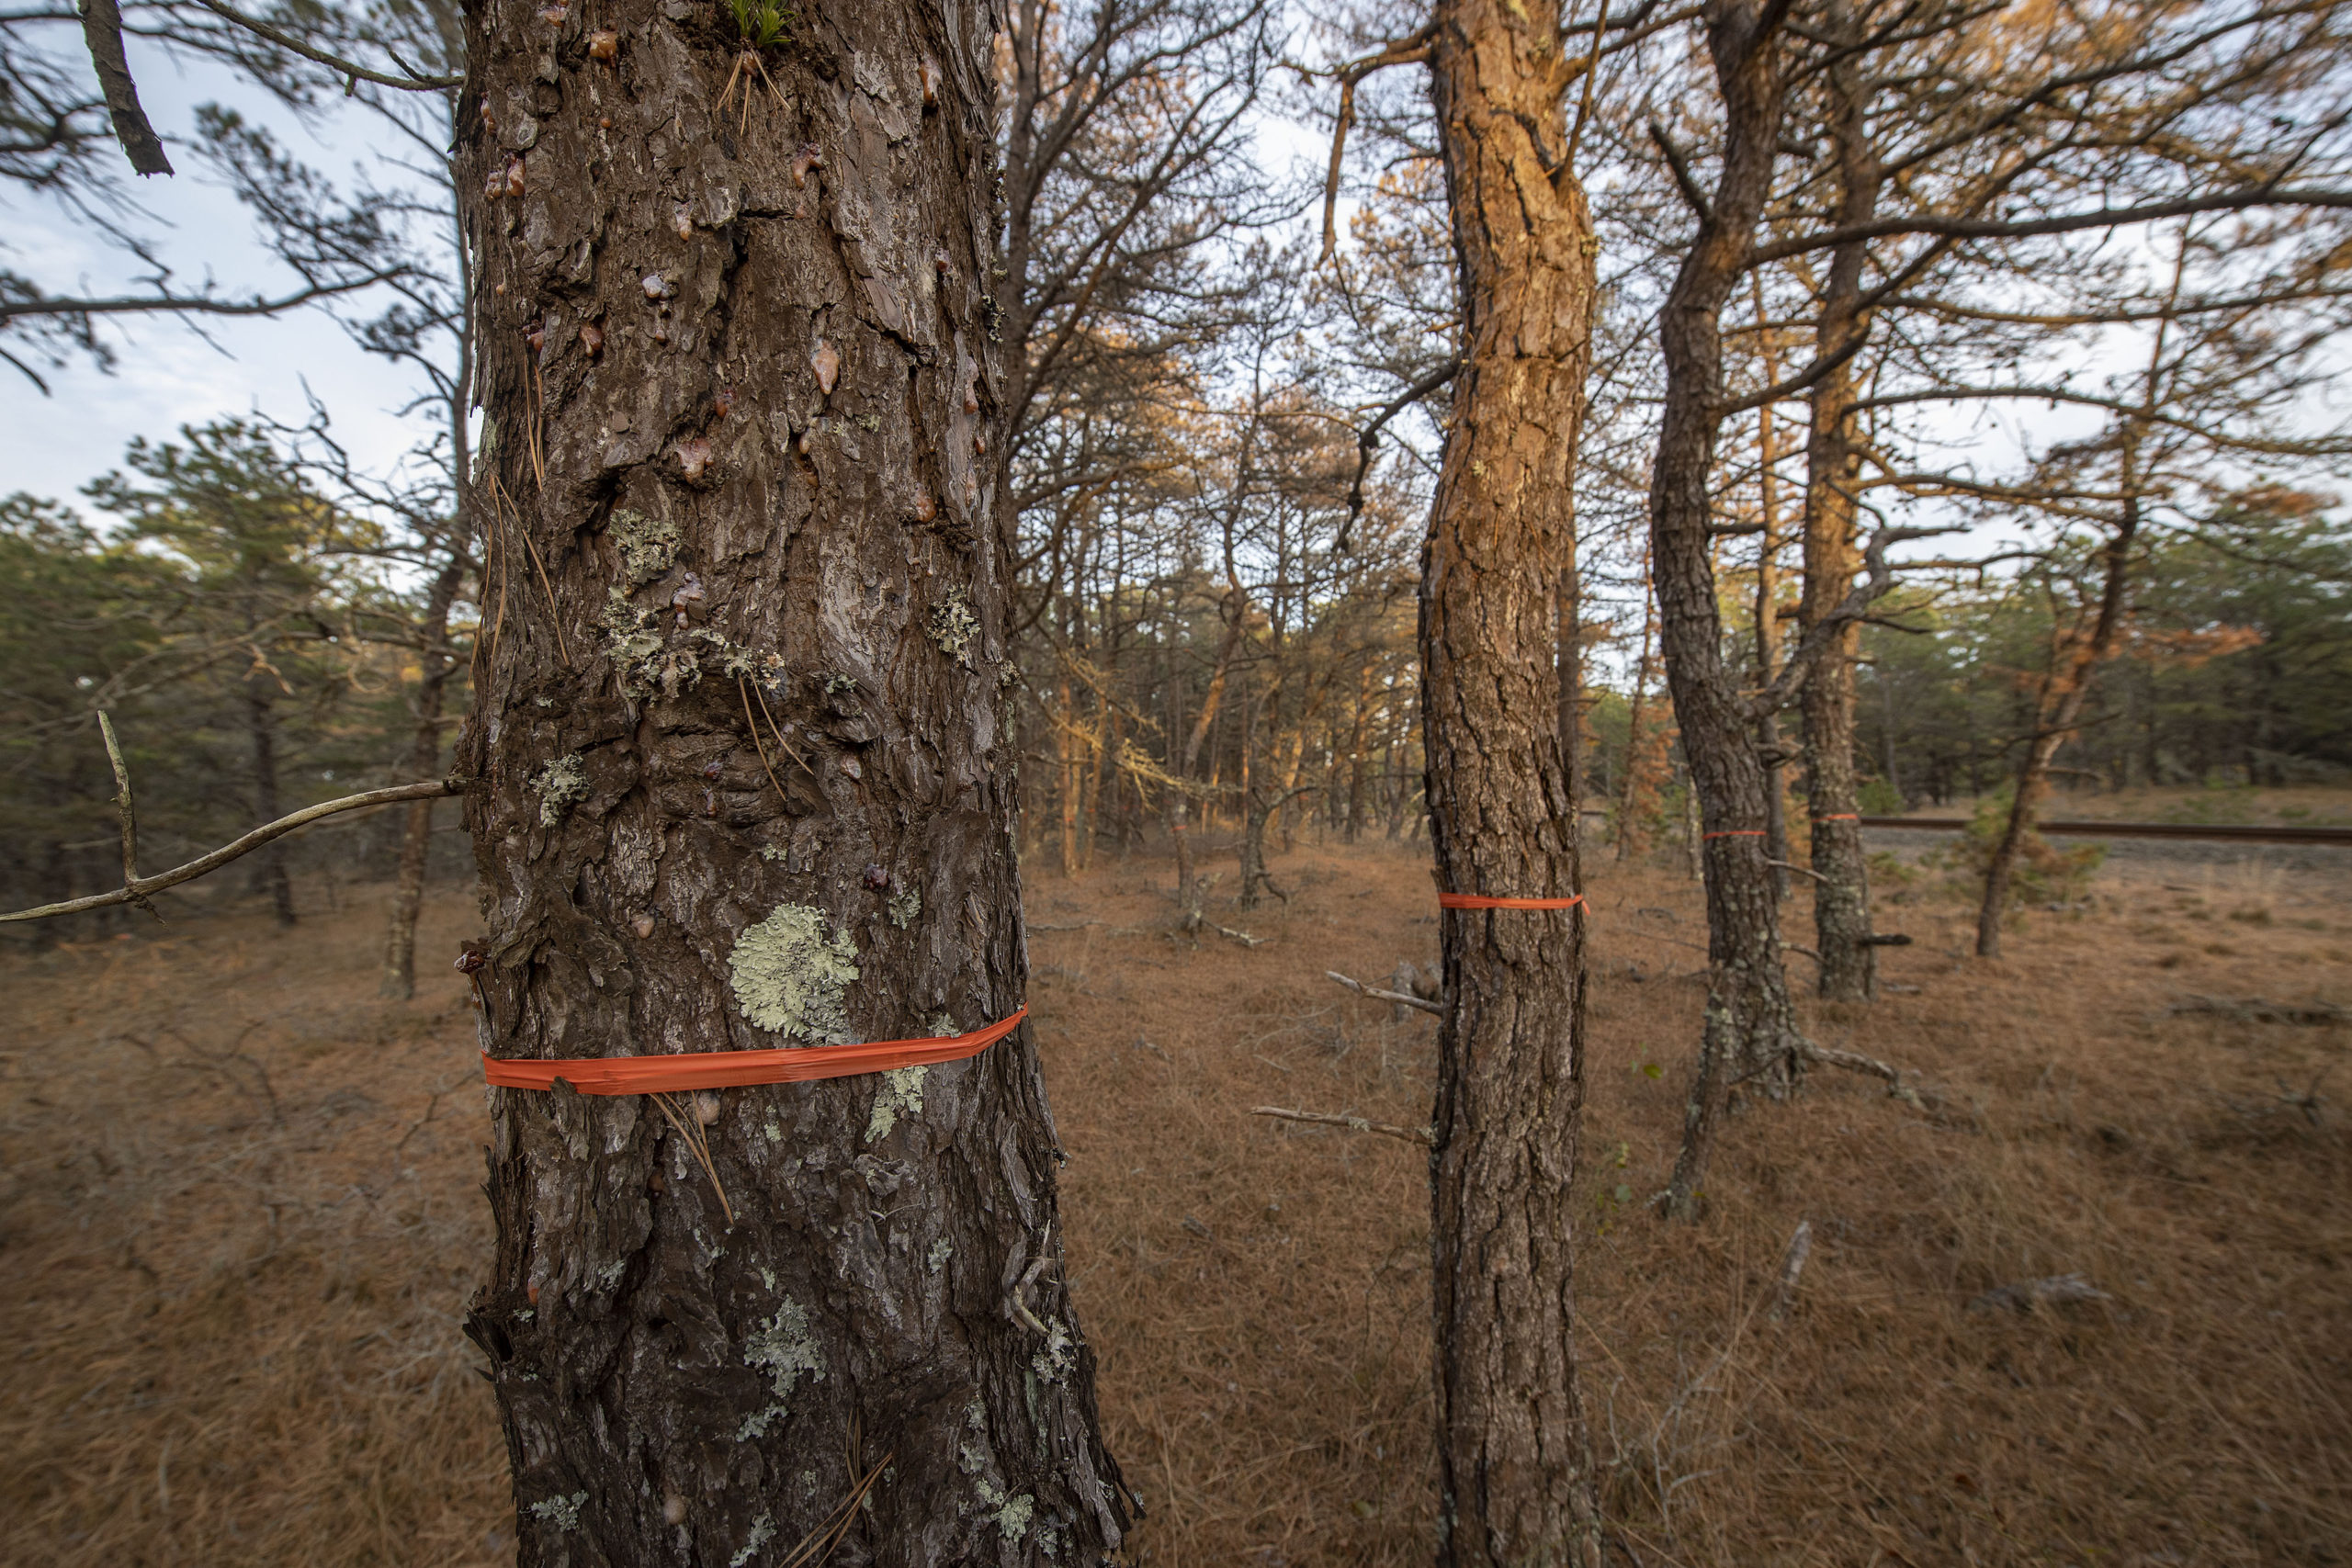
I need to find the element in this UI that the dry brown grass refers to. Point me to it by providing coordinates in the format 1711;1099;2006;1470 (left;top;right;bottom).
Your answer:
4;837;2347;1565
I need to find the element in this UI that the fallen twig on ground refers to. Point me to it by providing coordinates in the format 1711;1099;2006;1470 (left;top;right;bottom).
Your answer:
2169;995;2346;1026
1967;1274;2108;1314
1250;1105;1432;1146
1326;969;1444;1017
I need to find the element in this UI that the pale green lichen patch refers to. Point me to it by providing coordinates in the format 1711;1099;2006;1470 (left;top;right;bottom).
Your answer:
887;884;922;928
533;754;588;826
1032;1317;1076;1382
727;1515;774;1567
928;588;979;664
608;508;680;586
865;1065;926;1143
729;905;860;1042
600;588;670;696
527;1492;588;1531
974;1477;1035;1540
738;1299;825;1439
927;1238;953;1274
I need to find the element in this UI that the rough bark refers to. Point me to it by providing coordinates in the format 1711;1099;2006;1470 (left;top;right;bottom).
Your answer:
381;554;469;999
1655;0;1797;1220
452;0;1127;1561
1798;33;1881;1001
1422;0;1602;1560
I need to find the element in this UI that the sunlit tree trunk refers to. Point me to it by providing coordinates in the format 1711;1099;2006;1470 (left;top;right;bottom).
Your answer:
1423;0;1603;1556
1798;28;1882;1001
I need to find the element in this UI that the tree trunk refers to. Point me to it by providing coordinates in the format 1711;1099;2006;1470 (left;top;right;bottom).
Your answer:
1656;0;1797;1220
244;672;297;926
1172;611;1243;927
453;3;1127;1561
1978;491;2141;956
1423;1;1602;1559
1615;562;1657;862
381;554;469;999
1056;670;1079;876
1798;32;1882;1002
1750;276;1788;899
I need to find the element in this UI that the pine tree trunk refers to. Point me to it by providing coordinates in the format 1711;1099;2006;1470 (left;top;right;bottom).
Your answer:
453;2;1127;1561
1424;0;1602;1559
1655;0;1798;1219
381;554;468;999
1978;491;2141;957
1615;571;1656;862
1797;27;1880;1002
244;674;297;926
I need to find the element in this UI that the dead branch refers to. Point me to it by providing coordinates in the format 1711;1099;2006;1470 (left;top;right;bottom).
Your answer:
1302;27;1438;264
2169;995;2346;1026
1966;1274;2108;1314
79;0;172;175
1800;1039;1945;1111
1250;1105;1432;1146
1326;969;1445;1017
1210;922;1264;948
0;777;467;923
96;712;161;920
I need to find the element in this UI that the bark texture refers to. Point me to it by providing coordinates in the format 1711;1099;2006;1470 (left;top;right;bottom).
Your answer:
1654;0;1797;1219
1798;36;1881;1002
453;1;1126;1561
1422;2;1602;1561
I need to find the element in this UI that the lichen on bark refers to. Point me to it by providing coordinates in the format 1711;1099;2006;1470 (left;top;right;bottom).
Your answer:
727;903;860;1042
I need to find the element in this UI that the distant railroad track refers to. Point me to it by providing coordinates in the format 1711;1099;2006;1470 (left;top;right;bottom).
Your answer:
1859;816;2352;846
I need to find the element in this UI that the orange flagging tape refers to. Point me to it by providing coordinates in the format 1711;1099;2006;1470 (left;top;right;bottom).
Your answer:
483;1006;1028;1096
1438;892;1586;910
1812;813;1860;821
1702;829;1767;840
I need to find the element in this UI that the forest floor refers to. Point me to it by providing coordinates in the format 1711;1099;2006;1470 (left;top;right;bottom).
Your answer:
2;829;2347;1566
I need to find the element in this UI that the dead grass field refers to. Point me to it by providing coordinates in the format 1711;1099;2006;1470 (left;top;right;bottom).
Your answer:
2;832;2347;1566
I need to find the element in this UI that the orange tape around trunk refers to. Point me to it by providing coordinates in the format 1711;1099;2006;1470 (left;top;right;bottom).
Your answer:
1438;893;1586;910
1812;813;1859;822
483;1006;1028;1096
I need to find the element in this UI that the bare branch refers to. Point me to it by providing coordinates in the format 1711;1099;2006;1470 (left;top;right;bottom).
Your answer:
0;778;468;924
187;0;461;89
1339;357;1461;552
1301;27;1436;265
1327;968;1445;1016
1751;184;2352;266
1250;1105;1433;1145
79;0;173;174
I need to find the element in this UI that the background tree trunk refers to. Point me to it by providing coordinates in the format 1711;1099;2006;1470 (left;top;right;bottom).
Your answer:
1798;33;1882;1002
243;671;297;926
1978;490;2141;955
380;554;467;998
453;0;1127;1561
1654;0;1799;1220
1423;0;1602;1560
